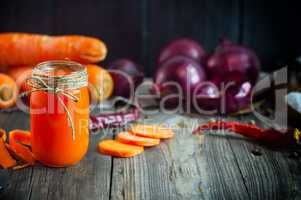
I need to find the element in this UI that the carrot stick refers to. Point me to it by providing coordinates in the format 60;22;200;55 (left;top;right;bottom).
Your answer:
130;124;174;139
0;139;17;168
0;33;107;67
98;140;144;157
116;131;160;147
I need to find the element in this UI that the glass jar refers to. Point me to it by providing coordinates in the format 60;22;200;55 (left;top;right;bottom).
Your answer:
30;61;89;167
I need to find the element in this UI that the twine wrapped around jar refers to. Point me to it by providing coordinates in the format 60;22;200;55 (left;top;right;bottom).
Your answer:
20;60;88;141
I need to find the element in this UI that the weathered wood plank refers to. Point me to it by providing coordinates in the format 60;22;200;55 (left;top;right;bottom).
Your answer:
0;111;33;200
1;110;301;199
28;131;112;200
282;152;301;199
0;111;112;200
199;116;250;200
110;114;180;200
110;113;250;200
0;112;10;126
226;115;301;200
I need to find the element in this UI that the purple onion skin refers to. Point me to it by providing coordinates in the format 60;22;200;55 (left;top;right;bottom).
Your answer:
194;81;252;113
206;39;260;86
154;55;207;107
158;38;206;64
196;39;260;113
108;59;144;98
154;38;259;113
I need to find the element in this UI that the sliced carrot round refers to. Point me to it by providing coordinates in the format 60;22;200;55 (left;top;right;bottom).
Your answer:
98;140;143;157
116;131;160;147
0;128;7;141
9;129;31;146
130;124;174;139
9;129;34;164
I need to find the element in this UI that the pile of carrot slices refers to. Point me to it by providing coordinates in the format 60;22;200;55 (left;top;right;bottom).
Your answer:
98;124;174;158
0;129;35;170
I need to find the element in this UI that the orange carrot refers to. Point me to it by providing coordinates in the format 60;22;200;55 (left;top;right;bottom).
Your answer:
130;124;174;139
0;128;7;141
0;73;18;109
9;130;34;165
116;131;160;147
98;140;144;157
86;64;114;102
0;139;17;168
0;33;107;67
7;66;33;93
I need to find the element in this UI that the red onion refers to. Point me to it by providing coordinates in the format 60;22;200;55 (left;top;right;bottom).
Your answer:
158;38;206;64
207;39;260;86
155;56;206;95
191;39;260;113
108;59;144;98
194;81;252;113
153;38;260;113
154;56;207;107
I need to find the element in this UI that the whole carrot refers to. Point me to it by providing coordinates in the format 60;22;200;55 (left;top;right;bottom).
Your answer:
0;33;107;68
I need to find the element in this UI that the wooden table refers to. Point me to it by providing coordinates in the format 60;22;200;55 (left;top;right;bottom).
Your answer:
0;108;301;200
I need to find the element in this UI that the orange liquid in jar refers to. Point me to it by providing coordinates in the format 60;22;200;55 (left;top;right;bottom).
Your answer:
30;64;89;167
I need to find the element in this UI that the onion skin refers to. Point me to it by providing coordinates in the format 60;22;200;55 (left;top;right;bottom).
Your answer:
206;39;260;86
154;56;207;107
108;59;144;98
196;39;260;113
194;81;252;113
153;38;260;114
158;38;206;64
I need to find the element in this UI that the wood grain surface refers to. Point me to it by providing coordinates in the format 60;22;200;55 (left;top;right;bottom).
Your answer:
0;110;300;200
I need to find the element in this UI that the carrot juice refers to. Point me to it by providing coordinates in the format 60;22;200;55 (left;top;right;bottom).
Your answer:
30;61;89;167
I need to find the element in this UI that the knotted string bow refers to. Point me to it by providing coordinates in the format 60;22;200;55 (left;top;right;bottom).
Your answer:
20;64;88;141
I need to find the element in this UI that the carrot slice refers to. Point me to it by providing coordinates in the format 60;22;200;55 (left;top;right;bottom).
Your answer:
98;140;144;157
116;131;160;147
5;144;27;163
0;139;17;168
0;128;7;141
130;124;174;139
9;130;34;165
9;129;31;146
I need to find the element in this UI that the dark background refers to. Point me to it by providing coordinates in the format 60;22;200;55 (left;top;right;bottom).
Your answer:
0;0;300;76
